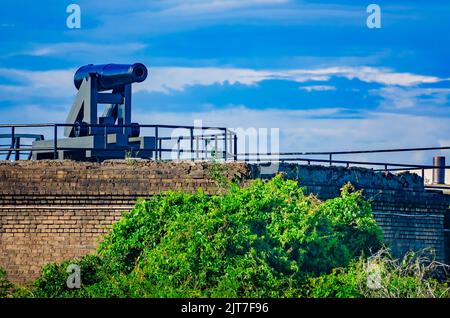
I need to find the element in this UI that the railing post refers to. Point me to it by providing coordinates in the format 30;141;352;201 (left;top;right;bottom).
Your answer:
422;168;425;185
224;129;228;162
233;134;238;161
53;125;58;160
14;137;20;161
329;153;332;166
190;128;194;161
104;124;107;149
8;126;15;160
214;135;218;159
154;126;159;160
196;136;199;160
229;131;233;158
177;137;181;160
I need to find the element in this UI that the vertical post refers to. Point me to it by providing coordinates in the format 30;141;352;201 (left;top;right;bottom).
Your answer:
85;76;98;134
229;131;233;157
214;135;218;159
8;126;15;160
123;84;132;137
159;139;162;160
329;153;332;166
53;125;58;160
224;129;228;162
154;126;159;161
432;156;446;184
104;124;107;149
177;138;181;160
14;137;20;161
233;134;238;161
421;168;425;186
190;128;194;161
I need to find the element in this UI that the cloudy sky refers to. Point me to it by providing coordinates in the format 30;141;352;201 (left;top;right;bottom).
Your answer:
1;0;450;164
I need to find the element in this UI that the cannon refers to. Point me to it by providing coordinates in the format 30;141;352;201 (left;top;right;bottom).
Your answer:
32;63;155;160
74;63;148;91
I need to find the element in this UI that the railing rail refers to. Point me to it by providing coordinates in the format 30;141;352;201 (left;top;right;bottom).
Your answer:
0;123;238;161
1;122;449;187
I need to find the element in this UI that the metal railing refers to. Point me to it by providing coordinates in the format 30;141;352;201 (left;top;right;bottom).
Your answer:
238;147;450;187
0;123;238;161
0;133;44;160
1;123;449;187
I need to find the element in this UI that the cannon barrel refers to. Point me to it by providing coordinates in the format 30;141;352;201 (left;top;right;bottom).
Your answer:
74;63;148;91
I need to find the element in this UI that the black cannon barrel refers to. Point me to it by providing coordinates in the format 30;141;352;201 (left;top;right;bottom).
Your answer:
74;63;148;91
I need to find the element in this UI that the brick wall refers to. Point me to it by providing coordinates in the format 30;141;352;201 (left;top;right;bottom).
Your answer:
0;160;448;284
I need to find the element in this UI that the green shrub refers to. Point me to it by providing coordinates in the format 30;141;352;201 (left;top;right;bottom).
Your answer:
26;175;383;298
0;268;13;298
31;255;103;298
306;249;450;298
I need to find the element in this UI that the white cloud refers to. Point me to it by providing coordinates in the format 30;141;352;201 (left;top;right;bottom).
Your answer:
0;65;446;102
0;42;149;64
158;0;290;15
136;66;445;94
26;42;147;58
0;68;75;99
299;85;336;92
373;86;450;109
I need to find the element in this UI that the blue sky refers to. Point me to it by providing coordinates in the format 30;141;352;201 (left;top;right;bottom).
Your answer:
1;0;450;164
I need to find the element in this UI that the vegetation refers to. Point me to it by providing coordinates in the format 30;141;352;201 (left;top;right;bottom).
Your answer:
305;249;449;298
0;268;13;297
2;175;448;298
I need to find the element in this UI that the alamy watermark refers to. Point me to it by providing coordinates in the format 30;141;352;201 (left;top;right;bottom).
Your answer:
170;119;280;174
366;261;382;290
66;4;81;29
367;4;382;29
66;264;81;289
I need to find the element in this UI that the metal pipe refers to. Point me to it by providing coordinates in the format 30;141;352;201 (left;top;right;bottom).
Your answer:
432;156;446;184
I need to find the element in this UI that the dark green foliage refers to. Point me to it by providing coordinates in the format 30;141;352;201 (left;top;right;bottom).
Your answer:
24;175;386;298
30;255;103;298
0;268;13;298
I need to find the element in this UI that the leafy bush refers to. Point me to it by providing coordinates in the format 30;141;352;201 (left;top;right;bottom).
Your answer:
30;255;103;298
0;268;13;298
26;175;383;298
305;249;450;298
